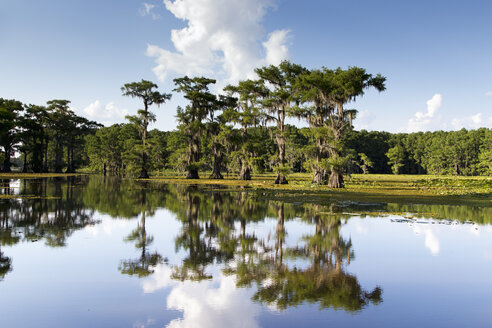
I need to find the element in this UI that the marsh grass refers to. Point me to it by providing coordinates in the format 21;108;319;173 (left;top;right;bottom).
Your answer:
146;173;491;194
0;173;82;179
1;172;490;205
144;173;492;207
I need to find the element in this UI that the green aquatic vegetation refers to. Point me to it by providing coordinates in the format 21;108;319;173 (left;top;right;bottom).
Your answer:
0;194;60;200
0;173;83;179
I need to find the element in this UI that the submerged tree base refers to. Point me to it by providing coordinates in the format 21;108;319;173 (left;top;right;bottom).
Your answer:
275;174;288;185
186;170;200;179
239;167;251;180
209;171;224;179
328;172;344;188
312;169;329;185
138;169;150;179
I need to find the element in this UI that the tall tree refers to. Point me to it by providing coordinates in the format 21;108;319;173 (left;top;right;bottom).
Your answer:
255;61;307;184
224;79;267;180
19;105;49;172
293;68;335;184
46;100;73;173
173;76;217;179
325;67;386;187
296;67;385;186
121;80;171;178
206;95;237;179
0;98;23;172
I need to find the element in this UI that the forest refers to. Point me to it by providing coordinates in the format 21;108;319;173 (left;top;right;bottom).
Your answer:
1;62;491;187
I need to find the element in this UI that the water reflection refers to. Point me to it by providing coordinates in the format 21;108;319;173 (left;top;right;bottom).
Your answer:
1;175;491;320
119;183;166;277
0;177;98;280
145;185;382;313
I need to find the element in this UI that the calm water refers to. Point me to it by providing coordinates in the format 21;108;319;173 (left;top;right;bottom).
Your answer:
1;176;491;328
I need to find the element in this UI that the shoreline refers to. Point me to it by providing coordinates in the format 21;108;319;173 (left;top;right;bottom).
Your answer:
1;172;491;206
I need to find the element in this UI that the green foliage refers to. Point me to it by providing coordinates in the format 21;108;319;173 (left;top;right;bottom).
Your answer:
2;68;491;181
386;145;405;174
358;153;373;174
122;80;171;178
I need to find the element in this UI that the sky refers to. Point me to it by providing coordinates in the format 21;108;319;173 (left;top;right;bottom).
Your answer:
1;0;491;132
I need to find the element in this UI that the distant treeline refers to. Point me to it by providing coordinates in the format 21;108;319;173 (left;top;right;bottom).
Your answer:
1;61;491;181
0;98;100;173
85;124;492;176
1;99;491;178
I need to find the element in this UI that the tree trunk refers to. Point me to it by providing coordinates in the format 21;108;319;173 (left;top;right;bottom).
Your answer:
209;156;223;179
275;134;288;184
312;168;328;184
2;146;11;172
328;170;344;188
54;138;63;173
275;174;288;184
138;168;149;179
186;133;200;179
65;147;75;173
22;151;28;173
238;160;251;180
186;168;199;179
43;139;49;172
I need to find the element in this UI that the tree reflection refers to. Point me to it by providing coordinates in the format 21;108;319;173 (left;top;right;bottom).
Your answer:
0;229;17;281
162;187;383;312
170;187;226;281
119;182;164;277
0;177;98;280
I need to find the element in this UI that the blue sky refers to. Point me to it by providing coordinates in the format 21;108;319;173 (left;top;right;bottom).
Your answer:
1;0;491;132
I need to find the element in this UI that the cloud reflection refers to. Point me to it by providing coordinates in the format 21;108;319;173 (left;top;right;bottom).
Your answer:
142;265;261;328
413;225;440;256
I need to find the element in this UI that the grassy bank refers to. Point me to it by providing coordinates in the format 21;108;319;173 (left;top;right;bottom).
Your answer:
0;173;83;179
1;172;490;206
147;173;492;206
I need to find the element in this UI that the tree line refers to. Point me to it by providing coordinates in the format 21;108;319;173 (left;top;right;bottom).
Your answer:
0;98;100;173
1;61;491;185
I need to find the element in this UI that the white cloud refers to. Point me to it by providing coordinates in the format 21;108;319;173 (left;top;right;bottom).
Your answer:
485;91;492;98
140;3;160;20
413;225;440;256
86;218;132;237
263;30;290;66
83;100;101;117
353;109;374;130
142;265;175;293
141;265;261;328
451;112;492;130
146;0;290;85
407;94;442;132
166;275;260;328
82;100;128;125
424;229;440;256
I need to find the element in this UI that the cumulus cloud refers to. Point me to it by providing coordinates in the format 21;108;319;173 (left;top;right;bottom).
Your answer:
407;94;442;132
82;100;128;125
451;112;492;130
146;0;290;85
140;2;160;20
353;109;374;131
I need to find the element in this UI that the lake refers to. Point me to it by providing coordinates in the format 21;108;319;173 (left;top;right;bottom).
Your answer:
1;176;491;327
